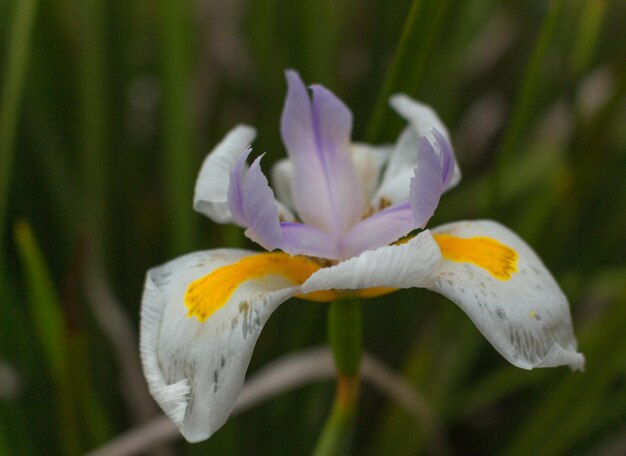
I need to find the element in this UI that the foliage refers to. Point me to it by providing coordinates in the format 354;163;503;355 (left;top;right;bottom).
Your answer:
1;0;625;454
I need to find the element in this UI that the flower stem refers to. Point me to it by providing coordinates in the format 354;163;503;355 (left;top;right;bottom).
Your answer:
312;298;362;456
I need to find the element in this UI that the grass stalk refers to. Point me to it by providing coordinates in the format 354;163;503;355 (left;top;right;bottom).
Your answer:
489;0;564;210
14;220;81;455
0;0;38;267
159;0;198;255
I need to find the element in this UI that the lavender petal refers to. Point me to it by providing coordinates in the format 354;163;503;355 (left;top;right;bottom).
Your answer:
228;149;282;251
279;222;339;259
280;70;362;235
340;201;416;259
409;136;446;228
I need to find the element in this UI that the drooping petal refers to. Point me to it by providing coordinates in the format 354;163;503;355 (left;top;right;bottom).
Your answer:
194;125;257;223
301;230;441;293
374;95;461;207
228;149;282;251
409;130;456;228
280;70;362;234
141;249;308;442
340;202;416;259
429;220;584;370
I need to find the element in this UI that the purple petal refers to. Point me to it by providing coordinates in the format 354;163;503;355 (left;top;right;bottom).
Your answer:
227;149;282;251
340;201;416;259
389;94;462;191
432;128;455;188
279;222;339;259
280;70;362;235
226;147;249;225
409;137;446;228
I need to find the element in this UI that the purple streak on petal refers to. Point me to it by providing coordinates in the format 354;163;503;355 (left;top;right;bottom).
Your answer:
340;201;416;259
279;222;339;259
227;149;282;251
432;128;455;188
280;70;362;235
310;84;364;229
227;147;249;226
409;137;446;228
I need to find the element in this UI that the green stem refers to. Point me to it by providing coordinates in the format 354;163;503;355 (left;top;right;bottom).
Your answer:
312;298;362;456
312;392;357;456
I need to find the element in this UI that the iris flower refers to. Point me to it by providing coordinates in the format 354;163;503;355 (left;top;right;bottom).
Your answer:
140;70;584;442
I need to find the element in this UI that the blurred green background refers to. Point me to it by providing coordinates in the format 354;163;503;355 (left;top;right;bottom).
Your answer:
1;0;625;454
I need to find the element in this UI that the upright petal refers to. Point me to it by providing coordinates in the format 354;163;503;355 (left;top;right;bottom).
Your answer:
271;159;296;210
228;149;282;251
140;249;302;442
429;220;584;370
280;70;362;234
351;142;391;206
409;130;455;228
194;125;257;223
301;230;441;293
271;142;389;217
374;95;461;207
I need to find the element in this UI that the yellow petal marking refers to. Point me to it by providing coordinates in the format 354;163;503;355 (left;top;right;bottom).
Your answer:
433;234;518;280
185;253;324;322
185;252;397;322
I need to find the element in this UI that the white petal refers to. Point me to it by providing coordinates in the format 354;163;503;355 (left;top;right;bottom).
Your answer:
374;95;461;207
271;159;296;211
351;142;391;207
140;249;299;442
194;125;257;223
429;220;584;370
389;94;453;142
301;230;441;293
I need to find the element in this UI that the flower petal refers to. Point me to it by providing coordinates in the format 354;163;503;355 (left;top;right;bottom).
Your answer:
271;142;390;217
351;142;391;206
409;131;455;228
301;230;441;293
271;159;296;210
140;249;301;442
194;125;257;223
374;95;461;207
280;222;339;259
228;149;282;251
340;201;416;258
280;70;362;234
429;220;584;370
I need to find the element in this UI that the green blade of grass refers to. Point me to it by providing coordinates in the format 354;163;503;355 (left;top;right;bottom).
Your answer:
14;220;81;455
79;0;107;260
366;0;449;143
504;277;626;456
571;0;606;75
0;0;38;267
159;0;198;255
489;0;564;210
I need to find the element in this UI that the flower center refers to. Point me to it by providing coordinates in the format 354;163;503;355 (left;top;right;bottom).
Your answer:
185;253;395;322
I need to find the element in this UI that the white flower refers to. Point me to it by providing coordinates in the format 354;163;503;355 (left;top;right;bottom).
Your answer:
140;70;584;443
